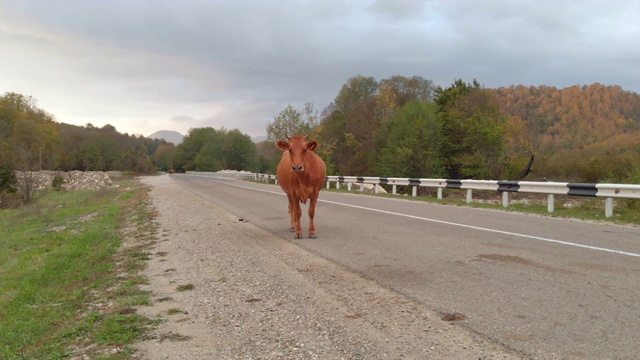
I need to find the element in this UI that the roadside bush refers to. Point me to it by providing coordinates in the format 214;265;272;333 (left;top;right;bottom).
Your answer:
0;160;20;208
0;191;22;209
621;164;640;211
16;170;39;204
0;160;17;194
51;174;65;191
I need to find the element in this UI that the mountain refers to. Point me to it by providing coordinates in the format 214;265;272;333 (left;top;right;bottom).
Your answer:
490;83;640;153
252;135;267;143
148;130;184;145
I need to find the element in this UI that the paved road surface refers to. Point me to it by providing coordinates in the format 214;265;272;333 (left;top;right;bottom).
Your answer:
171;174;640;360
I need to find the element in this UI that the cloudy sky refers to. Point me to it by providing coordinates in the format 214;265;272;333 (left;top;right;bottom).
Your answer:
1;0;638;139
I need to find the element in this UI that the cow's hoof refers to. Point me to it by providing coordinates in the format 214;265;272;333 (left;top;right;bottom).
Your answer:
309;234;317;239
294;234;303;239
289;227;296;232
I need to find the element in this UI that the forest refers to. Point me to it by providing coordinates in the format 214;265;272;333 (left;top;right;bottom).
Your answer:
2;76;640;201
258;77;640;184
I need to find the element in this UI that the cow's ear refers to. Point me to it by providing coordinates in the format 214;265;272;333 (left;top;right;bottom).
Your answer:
277;140;289;150
307;141;319;152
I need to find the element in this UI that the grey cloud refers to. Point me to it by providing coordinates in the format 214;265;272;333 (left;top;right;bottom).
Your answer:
1;0;638;138
170;115;197;123
368;0;428;20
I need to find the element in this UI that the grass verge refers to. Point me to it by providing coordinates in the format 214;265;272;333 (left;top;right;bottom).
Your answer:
0;177;158;359
321;186;640;226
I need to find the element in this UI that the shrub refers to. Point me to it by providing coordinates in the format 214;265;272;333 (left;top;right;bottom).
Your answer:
0;190;22;209
0;160;17;193
51;174;65;191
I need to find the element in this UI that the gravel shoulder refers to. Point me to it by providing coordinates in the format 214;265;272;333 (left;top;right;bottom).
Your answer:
134;175;523;359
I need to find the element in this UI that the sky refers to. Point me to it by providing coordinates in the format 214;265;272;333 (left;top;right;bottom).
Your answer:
1;0;639;139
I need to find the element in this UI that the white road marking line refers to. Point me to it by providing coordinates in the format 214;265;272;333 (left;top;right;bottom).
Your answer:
190;175;640;258
320;199;640;258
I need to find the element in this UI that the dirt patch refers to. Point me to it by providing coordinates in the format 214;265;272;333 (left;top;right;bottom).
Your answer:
477;254;575;275
441;312;467;322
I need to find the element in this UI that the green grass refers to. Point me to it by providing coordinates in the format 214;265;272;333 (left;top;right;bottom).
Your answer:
167;308;185;315
176;284;195;292
0;179;158;359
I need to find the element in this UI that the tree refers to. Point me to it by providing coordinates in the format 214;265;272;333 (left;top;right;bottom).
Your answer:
193;129;225;171
175;127;219;171
318;75;378;174
176;127;258;172
435;79;508;179
374;100;443;178
255;140;282;174
266;103;319;142
223;129;259;172
152;143;177;171
0;156;17;194
379;75;435;106
1;92;60;171
434;80;476;178
0;153;19;209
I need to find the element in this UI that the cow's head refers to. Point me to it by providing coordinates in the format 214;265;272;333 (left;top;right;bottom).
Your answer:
277;135;318;172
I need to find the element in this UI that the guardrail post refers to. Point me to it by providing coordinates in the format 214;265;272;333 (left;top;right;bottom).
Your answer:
336;181;340;189
466;189;472;203
502;191;509;207
412;186;417;197
437;188;443;200
347;183;352;191
605;198;613;218
374;185;379;194
326;181;330;189
548;194;555;213
392;184;397;195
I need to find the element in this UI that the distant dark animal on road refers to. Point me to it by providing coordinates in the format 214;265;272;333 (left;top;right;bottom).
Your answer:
276;135;327;239
168;169;175;175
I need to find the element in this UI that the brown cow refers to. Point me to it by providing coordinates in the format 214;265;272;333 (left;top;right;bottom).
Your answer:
168;169;175;175
276;135;327;239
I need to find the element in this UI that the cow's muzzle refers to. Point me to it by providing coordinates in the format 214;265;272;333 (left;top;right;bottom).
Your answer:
291;165;304;172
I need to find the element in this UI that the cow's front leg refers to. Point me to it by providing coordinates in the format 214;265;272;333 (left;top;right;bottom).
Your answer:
293;200;303;239
287;194;296;232
308;192;318;239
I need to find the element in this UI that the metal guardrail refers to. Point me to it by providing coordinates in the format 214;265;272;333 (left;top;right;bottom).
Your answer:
189;171;259;181
188;171;640;218
321;176;640;218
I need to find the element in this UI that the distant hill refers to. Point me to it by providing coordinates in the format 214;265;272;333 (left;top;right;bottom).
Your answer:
490;83;640;153
148;130;184;145
252;135;267;143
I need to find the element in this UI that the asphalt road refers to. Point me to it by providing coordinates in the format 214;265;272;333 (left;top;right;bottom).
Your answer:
169;173;640;360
